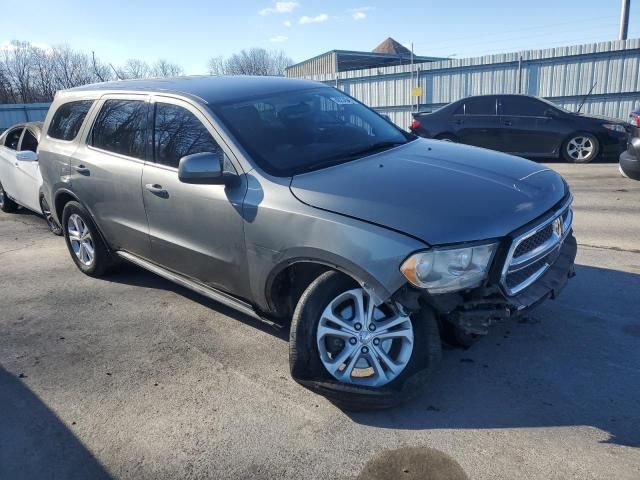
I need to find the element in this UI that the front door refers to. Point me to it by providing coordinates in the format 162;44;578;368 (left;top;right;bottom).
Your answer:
141;98;248;297
13;128;41;211
71;95;151;259
498;96;564;156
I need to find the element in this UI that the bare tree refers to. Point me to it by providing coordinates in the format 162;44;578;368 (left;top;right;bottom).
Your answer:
207;48;293;76
151;59;183;78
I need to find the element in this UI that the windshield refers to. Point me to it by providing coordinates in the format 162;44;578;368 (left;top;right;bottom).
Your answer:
212;87;413;176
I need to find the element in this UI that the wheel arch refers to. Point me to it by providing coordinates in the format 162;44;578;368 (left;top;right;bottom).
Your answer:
264;253;395;320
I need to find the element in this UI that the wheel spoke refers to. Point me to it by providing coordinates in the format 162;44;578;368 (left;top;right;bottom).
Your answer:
367;349;388;382
338;348;362;380
83;241;94;260
321;310;356;334
375;327;413;342
376;314;410;333
372;345;404;376
317;323;354;340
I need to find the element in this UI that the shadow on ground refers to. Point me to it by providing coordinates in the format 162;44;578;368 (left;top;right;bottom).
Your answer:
343;264;640;448
0;367;112;479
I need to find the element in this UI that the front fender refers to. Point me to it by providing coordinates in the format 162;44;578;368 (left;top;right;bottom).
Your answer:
242;173;427;313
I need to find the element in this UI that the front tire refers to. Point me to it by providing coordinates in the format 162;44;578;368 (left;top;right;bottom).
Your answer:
62;201;115;277
0;181;18;213
40;195;62;236
562;133;599;163
290;271;441;408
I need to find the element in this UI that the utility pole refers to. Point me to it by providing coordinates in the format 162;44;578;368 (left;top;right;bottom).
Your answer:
619;0;630;40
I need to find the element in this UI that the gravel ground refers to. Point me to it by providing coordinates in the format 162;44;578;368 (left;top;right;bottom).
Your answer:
0;162;639;479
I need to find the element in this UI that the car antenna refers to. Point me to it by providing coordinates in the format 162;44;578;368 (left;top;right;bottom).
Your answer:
576;81;597;114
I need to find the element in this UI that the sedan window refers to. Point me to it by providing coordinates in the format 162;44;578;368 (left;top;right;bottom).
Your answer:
19;130;38;152
463;97;497;115
499;97;548;116
4;127;24;150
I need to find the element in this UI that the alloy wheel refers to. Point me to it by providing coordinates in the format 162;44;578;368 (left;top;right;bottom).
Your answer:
67;213;95;266
0;183;4;208
567;136;594;161
316;288;414;387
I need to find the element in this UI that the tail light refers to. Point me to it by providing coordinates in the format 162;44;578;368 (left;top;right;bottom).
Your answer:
632;113;640;127
410;118;421;130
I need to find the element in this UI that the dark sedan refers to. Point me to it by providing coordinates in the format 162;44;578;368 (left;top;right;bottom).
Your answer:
410;94;628;163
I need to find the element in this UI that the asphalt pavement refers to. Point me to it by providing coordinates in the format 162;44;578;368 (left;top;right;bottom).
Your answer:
0;162;638;479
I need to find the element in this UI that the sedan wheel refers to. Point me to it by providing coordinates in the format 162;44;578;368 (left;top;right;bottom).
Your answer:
0;182;18;213
316;288;414;387
563;134;599;163
67;213;96;267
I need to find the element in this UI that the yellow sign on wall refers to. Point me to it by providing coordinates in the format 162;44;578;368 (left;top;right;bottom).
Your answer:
411;87;423;97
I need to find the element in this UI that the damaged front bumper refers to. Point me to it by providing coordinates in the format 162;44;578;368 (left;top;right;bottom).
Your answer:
413;231;577;335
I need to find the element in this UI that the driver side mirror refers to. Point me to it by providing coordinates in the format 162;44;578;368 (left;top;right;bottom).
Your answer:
178;152;227;185
16;150;38;161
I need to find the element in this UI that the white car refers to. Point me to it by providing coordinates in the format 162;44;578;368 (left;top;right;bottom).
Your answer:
0;122;61;234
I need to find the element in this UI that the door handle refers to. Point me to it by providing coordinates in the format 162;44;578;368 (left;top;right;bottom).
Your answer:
74;165;90;174
503;120;513;126
145;183;168;196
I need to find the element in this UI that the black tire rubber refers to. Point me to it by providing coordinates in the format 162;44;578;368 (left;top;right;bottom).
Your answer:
40;195;62;236
440;319;478;349
561;132;599;163
435;133;457;142
0;181;19;213
61;201;115;277
290;270;442;410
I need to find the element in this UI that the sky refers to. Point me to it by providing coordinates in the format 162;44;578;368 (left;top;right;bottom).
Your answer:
2;0;639;74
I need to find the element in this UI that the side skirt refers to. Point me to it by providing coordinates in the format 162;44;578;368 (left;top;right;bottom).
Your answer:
115;250;270;324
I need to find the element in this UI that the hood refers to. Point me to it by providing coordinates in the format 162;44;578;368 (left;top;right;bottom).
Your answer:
572;112;625;124
290;139;567;245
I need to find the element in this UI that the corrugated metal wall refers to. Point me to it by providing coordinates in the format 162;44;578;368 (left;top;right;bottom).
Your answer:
0;103;51;132
290;39;640;130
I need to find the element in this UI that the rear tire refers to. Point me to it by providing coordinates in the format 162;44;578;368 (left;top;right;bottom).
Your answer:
435;134;457;142
62;201;115;277
40;195;62;236
562;133;599;163
0;181;18;213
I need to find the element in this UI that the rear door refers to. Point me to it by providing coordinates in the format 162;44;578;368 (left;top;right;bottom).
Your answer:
71;95;152;259
141;96;248;296
498;96;563;155
0;126;24;200
13;128;41;211
452;96;502;150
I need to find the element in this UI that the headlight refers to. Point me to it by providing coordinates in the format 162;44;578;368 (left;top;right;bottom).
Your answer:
400;243;497;294
603;123;626;133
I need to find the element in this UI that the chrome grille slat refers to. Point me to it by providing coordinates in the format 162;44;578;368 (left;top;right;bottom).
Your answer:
501;196;573;296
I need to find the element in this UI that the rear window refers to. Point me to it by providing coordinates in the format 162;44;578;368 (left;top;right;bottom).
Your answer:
48;100;93;141
90;99;148;159
463;97;497;115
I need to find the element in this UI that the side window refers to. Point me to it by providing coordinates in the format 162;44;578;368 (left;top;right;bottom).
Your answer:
90;100;148;159
463;97;497;115
48;100;93;141
153;103;223;169
499;97;548;117
4;127;24;150
19;130;38;152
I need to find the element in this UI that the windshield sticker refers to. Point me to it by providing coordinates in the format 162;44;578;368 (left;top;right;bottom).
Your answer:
329;96;357;105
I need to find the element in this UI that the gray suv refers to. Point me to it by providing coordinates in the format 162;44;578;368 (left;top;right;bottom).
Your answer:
39;76;576;408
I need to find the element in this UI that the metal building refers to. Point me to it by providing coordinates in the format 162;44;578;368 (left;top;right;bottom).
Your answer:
0;103;50;133
285;37;444;78
287;39;640;129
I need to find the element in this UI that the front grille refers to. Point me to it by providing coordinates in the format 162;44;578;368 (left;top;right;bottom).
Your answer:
513;223;553;258
505;258;547;289
501;197;573;296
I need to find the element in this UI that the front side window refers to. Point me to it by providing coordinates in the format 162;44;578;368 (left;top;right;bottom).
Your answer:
213;87;411;176
20;130;38;152
90;100;148;159
153;103;223;169
499;97;547;116
463;97;497;115
4;127;24;150
48;100;93;141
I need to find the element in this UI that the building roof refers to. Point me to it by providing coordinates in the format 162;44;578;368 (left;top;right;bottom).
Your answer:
372;37;412;56
64;75;326;105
